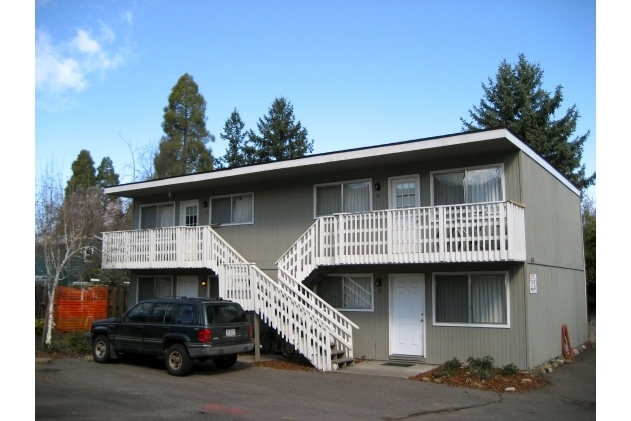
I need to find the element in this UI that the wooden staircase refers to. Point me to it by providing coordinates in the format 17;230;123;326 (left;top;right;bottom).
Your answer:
330;344;355;369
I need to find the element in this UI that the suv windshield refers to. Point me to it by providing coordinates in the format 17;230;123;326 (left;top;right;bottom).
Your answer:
206;304;247;323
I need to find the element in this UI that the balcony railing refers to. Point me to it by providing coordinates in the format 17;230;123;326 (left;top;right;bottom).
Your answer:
277;201;526;281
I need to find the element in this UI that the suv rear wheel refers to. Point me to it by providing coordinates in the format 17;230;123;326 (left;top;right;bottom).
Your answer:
165;344;192;376
92;335;111;363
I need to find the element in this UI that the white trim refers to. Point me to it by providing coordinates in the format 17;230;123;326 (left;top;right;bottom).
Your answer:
209;192;254;226
313;178;373;218
139;201;175;229
388;273;426;358
429;164;505;206
315;273;374;312
106;129;580;197
388;174;421;209
179;200;199;227
432;271;510;329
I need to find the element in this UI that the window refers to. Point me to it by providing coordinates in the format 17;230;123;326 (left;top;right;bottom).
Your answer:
176;304;199;324
124;302;154;323
389;175;420;209
180;200;199;227
432;166;503;205
315;180;371;217
138;276;173;301
148;303;174;323
140;203;175;229
316;274;373;311
210;193;253;225
433;273;509;327
207;304;248;323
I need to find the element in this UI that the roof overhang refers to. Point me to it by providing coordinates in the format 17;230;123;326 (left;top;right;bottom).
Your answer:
105;128;580;199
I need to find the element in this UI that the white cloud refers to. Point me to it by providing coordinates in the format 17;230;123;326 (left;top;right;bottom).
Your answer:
121;11;133;25
36;26;127;95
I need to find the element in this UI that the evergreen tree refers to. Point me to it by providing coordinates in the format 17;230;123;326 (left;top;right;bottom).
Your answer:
65;149;96;196
582;196;596;315
218;108;248;168
461;53;595;190
245;97;314;163
154;73;215;178
95;157;120;188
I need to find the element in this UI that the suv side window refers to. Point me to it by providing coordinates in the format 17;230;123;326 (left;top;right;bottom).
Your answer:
148;303;172;323
176;304;198;324
207;304;247;323
124;302;153;323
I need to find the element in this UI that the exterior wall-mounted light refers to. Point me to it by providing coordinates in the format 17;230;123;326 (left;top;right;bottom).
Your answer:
374;182;381;191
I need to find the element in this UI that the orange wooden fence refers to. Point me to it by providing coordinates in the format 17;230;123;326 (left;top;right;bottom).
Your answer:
53;286;109;332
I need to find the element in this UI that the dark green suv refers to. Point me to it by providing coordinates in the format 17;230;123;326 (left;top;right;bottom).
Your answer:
86;297;254;376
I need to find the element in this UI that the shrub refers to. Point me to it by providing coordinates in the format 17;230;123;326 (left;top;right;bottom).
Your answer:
35;319;45;336
466;356;495;379
434;357;462;378
46;331;92;355
500;363;520;376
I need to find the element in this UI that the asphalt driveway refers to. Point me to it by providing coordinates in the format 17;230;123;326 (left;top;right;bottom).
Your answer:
35;348;595;420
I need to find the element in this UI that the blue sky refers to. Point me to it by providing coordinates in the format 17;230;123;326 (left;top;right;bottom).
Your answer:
34;0;596;198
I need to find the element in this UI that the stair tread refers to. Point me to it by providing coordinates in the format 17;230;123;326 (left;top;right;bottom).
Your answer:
332;356;354;364
330;349;345;357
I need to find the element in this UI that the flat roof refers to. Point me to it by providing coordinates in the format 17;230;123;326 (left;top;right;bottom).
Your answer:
105;128;580;198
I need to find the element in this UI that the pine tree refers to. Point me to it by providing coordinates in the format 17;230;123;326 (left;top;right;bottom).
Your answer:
65;149;96;196
96;157;120;188
245;97;313;163
154;73;215;178
461;53;595;190
218;108;248;168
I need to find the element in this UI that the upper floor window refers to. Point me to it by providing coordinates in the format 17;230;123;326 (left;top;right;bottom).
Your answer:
431;165;504;206
210;193;254;225
140;203;175;229
314;180;371;217
180;200;199;227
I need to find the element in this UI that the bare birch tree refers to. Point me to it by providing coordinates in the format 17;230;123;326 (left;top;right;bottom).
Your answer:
35;162;125;345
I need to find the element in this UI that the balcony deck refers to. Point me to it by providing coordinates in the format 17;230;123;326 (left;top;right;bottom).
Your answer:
102;201;526;273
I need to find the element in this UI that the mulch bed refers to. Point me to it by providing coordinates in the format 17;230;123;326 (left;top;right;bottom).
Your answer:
252;353;319;372
408;367;549;393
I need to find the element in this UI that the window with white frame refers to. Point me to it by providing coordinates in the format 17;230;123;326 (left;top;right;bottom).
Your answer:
314;180;371;217
433;272;509;327
180;200;199;227
316;274;373;311
432;165;504;206
210;193;253;225
140;203;175;229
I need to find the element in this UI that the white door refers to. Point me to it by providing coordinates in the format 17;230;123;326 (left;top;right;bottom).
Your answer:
177;276;199;298
389;176;420;255
391;274;425;357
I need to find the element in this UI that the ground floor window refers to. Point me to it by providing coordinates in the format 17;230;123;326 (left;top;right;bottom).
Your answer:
138;276;173;301
433;272;508;327
316;274;373;311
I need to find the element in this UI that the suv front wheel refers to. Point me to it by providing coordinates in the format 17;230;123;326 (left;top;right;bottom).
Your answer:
165;344;192;376
92;335;111;363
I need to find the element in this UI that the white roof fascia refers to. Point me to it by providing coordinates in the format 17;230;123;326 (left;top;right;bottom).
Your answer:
105;128;579;197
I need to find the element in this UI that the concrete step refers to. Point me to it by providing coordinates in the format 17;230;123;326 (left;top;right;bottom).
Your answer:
332;356;354;369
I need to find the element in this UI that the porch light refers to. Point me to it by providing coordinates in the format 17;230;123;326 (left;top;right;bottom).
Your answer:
202;201;208;208
374;182;381;191
375;278;382;287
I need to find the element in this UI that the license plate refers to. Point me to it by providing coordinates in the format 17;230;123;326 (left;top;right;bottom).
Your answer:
226;328;236;337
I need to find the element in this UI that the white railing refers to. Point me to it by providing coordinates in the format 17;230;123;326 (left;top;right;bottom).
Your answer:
277;201;526;280
102;225;356;371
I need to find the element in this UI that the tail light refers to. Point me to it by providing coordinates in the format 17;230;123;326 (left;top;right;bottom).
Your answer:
249;325;253;339
198;328;212;343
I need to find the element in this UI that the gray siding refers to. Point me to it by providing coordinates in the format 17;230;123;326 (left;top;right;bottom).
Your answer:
520;152;588;368
318;262;528;368
131;150;523;271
